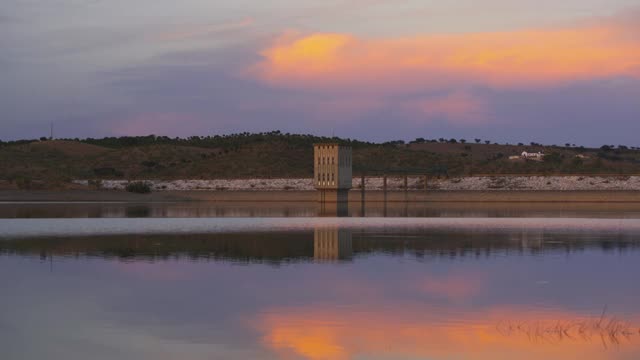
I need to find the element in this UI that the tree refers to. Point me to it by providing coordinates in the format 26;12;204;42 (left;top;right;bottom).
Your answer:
545;152;564;164
485;140;490;145
126;181;152;194
475;139;481;144
460;139;467;144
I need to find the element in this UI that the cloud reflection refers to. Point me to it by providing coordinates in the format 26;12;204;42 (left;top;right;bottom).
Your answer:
258;305;640;359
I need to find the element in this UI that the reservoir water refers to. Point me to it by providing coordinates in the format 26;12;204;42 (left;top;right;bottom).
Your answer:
1;202;640;359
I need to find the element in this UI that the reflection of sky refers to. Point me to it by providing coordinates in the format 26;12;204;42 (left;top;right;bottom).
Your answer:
2;230;640;359
2;1;640;145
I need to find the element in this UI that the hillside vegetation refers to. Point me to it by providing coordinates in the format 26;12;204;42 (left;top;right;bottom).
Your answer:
2;132;640;189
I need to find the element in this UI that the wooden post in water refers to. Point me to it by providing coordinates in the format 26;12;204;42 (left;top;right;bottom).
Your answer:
404;175;408;202
360;174;366;217
383;175;387;201
383;175;388;217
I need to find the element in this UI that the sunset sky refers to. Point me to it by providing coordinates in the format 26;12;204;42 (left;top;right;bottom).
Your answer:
2;1;639;145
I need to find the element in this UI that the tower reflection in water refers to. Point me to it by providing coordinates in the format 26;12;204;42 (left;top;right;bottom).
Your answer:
314;227;353;261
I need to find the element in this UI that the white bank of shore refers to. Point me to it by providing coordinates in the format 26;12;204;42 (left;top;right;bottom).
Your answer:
73;175;640;192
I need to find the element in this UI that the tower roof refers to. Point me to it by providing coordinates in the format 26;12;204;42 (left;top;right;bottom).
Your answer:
313;143;350;148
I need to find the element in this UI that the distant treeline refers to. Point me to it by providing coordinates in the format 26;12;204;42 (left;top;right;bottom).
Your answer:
0;131;382;150
2;131;639;151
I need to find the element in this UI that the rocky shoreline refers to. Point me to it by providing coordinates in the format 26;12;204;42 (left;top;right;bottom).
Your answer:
72;175;640;192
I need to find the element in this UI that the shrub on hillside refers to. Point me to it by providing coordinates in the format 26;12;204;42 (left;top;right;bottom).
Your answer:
126;181;152;194
141;161;159;168
93;167;124;177
14;176;33;190
88;179;102;189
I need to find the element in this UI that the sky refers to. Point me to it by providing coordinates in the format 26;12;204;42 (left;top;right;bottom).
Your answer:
1;0;640;145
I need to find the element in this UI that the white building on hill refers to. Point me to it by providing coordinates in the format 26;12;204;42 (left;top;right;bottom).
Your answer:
521;151;545;161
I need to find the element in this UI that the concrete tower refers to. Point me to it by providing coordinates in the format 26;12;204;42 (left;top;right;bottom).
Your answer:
314;143;352;203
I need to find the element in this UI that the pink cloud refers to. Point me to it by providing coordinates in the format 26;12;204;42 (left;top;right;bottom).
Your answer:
111;112;208;136
416;270;487;300
239;94;386;121
404;92;490;125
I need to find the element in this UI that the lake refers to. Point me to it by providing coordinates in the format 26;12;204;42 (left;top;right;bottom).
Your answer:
2;201;640;218
1;202;640;359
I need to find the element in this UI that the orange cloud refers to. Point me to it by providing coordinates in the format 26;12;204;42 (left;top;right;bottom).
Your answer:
252;16;640;91
257;305;640;360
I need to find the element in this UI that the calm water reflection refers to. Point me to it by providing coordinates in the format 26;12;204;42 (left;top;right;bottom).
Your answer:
1;225;640;359
2;201;640;218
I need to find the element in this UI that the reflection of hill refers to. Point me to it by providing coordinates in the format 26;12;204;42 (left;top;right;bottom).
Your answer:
1;230;639;263
0;233;314;264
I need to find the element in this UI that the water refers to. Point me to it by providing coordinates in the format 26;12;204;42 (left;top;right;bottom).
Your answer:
2;204;640;359
2;201;640;218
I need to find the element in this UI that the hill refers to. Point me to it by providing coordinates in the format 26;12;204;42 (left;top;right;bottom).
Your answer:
1;132;640;189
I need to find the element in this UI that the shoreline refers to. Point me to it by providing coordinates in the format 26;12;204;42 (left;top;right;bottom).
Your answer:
72;175;640;192
2;189;640;203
